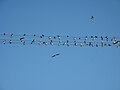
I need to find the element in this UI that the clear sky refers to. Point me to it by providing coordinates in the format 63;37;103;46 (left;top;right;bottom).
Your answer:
0;0;120;90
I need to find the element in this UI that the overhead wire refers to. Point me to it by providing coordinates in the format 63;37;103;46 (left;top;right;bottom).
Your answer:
0;33;120;47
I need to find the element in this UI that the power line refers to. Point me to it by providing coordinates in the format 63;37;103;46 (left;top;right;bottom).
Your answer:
0;33;120;47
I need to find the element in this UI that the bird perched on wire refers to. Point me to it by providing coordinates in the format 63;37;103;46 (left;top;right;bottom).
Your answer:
52;53;60;58
91;16;94;19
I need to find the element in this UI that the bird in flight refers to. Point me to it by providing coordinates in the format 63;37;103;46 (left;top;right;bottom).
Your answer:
91;16;94;19
52;53;60;58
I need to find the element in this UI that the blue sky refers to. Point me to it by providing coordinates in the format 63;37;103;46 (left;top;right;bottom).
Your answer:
0;0;120;90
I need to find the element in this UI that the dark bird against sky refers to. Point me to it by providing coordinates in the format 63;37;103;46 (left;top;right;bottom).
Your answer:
52;53;60;58
91;16;94;19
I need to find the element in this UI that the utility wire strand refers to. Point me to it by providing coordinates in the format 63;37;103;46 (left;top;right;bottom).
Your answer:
0;33;120;47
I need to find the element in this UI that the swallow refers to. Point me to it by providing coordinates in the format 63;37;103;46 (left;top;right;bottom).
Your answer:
31;39;35;44
20;37;24;42
10;33;13;37
113;41;120;44
91;16;94;19
52;53;60;58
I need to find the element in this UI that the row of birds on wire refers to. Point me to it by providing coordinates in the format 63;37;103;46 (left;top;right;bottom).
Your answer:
0;33;120;47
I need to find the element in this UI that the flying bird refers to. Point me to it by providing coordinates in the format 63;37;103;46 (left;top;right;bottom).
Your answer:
52;53;60;58
91;16;94;19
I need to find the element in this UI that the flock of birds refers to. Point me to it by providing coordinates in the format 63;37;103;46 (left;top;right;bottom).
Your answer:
0;33;120;47
0;16;120;57
1;32;119;57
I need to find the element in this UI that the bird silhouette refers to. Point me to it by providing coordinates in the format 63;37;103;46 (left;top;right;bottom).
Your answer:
10;33;13;37
20;37;24;42
113;41;120;44
9;40;12;44
91;16;94;19
31;39;35;44
52;53;60;58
